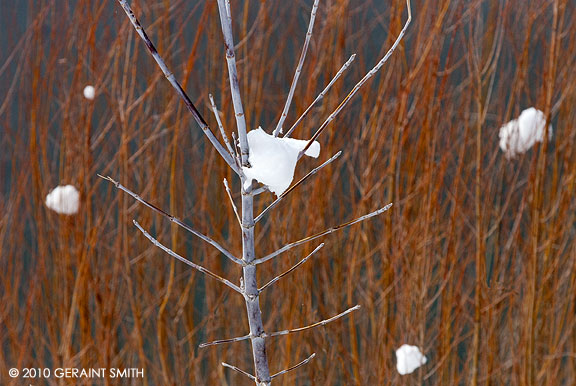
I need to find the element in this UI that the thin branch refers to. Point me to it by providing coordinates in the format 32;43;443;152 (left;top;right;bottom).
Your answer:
115;0;239;174
254;203;393;264
267;305;360;338
254;151;342;223
133;220;243;294
221;362;256;381
273;0;320;137
216;0;249;166
199;333;251;349
99;175;243;266
271;353;316;379
300;0;412;156
198;295;355;348
259;243;324;292
284;54;356;138
209;94;236;160
223;178;242;226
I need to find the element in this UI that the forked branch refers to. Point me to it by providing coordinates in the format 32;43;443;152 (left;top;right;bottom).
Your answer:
133;220;243;294
116;0;240;174
99;175;243;266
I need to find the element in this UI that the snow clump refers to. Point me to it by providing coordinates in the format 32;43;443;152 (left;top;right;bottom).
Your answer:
83;85;95;100
242;127;320;196
396;344;427;375
499;107;552;159
45;185;80;215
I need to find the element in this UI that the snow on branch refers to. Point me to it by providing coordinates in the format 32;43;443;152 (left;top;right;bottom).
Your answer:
254;151;342;223
242;128;320;196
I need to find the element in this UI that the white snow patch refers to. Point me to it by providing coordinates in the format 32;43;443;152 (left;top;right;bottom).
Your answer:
45;185;80;215
499;107;552;159
242;127;320;196
396;344;427;375
83;85;95;100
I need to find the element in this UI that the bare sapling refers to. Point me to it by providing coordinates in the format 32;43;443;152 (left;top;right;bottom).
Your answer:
102;0;411;384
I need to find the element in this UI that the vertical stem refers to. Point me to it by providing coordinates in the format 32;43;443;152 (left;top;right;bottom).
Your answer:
216;1;271;382
241;187;271;385
217;0;249;166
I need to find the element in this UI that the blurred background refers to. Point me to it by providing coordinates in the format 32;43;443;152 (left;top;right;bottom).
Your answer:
1;0;575;384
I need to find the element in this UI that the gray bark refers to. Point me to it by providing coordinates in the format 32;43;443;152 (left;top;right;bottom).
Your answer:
241;190;272;385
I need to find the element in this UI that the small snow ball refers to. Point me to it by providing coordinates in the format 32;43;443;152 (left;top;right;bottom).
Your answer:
83;85;95;100
396;344;427;375
499;107;552;159
45;185;80;215
242;127;320;196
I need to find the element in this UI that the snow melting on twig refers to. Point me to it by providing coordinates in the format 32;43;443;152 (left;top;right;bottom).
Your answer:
499;107;552;159
45;185;80;215
396;344;427;375
83;85;95;100
242;127;320;196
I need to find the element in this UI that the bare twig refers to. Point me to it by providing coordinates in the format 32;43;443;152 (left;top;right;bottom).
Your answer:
284;54;356;138
198;300;356;348
254;203;392;264
115;0;240;174
99;175;243;266
216;0;249;165
259;243;324;292
300;0;412;156
221;362;257;381
266;305;360;338
254;151;342;223
133;220;243;294
273;0;320;137
223;178;242;226
199;333;251;349
271;353;316;379
209;94;236;160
